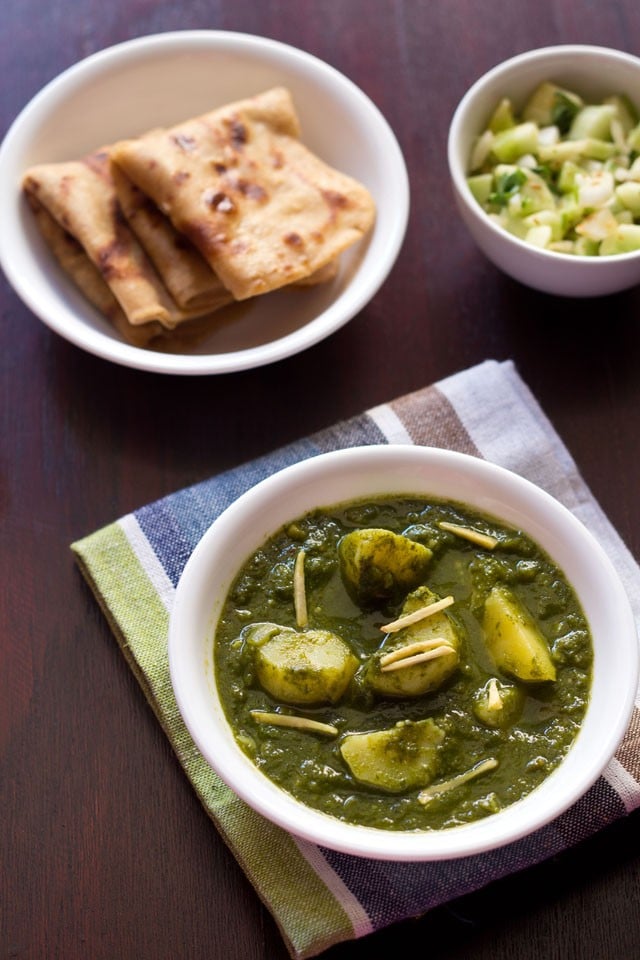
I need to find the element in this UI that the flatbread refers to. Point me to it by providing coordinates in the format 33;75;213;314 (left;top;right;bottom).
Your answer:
110;87;376;300
25;194;166;347
22;151;219;331
110;162;233;313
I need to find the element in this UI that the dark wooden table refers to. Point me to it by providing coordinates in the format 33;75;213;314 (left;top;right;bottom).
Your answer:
3;2;640;957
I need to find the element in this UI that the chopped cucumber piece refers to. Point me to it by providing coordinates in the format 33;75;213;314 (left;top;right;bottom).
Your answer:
524;224;552;248
573;236;600;256
488;97;516;133
568;103;616;141
616;181;640;216
507;169;555;216
467;173;493;204
522;82;583;129
466;80;640;256
603;94;639;134
557;159;581;193
523;209;564;241
628;123;640;152
490;121;538;163
538;138;617;165
599;224;640;254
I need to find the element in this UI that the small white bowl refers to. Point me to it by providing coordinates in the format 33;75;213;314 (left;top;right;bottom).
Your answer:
0;31;408;375
168;445;638;861
448;45;640;297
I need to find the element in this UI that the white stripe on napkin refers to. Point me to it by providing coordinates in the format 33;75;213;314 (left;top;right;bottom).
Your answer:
368;403;413;444
603;757;640;813
119;513;176;612
293;838;374;938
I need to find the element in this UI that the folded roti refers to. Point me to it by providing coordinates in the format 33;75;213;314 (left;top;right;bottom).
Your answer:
110;87;376;300
110;162;233;313
25;193;165;347
22;151;219;331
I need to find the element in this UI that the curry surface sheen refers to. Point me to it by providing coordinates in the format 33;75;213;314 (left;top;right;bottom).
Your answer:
214;497;593;831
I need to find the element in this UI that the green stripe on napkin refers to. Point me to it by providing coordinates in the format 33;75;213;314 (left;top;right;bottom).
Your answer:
73;523;356;958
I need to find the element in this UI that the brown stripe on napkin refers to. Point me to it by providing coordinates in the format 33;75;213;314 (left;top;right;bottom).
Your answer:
389;384;482;455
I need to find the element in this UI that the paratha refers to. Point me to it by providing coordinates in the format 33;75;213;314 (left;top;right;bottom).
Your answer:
111;162;232;313
25;194;166;347
110;87;376;300
22;151;220;331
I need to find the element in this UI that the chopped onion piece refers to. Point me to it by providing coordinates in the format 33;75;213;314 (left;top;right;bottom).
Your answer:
469;129;494;172
575;207;619;240
538;124;560;146
576;169;615;208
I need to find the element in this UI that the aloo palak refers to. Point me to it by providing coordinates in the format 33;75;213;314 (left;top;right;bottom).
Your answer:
214;496;592;831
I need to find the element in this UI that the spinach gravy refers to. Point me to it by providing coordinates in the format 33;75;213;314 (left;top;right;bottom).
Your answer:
214;496;593;831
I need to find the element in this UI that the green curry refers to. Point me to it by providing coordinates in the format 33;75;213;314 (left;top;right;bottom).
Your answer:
214;496;592;831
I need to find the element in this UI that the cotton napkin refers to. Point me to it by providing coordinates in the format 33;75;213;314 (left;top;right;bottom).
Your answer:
71;359;640;960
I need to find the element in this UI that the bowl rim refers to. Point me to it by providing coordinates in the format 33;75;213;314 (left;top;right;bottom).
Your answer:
447;43;640;268
0;29;409;376
168;444;639;861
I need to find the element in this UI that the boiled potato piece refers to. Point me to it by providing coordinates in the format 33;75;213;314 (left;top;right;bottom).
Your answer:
472;678;524;729
340;718;444;792
482;585;556;682
338;528;432;608
249;623;358;705
367;586;461;698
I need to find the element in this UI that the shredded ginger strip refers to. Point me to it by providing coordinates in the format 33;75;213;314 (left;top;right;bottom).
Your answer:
418;757;499;805
438;521;498;549
381;595;454;633
250;711;337;737
293;549;308;628
380;643;455;672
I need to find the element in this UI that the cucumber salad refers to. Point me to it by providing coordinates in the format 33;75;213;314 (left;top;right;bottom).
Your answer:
467;81;640;255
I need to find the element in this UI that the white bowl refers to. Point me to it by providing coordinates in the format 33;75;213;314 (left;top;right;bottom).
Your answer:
0;31;408;375
168;445;638;861
448;45;640;297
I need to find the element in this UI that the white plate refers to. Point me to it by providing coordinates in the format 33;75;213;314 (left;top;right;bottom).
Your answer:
0;31;409;374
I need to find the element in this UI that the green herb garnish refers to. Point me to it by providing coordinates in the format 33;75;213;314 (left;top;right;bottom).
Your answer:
488;169;527;206
551;91;580;134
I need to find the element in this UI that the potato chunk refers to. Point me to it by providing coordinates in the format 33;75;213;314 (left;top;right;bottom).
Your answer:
472;678;524;729
366;586;461;697
340;718;444;792
338;528;432;608
248;623;358;705
482;585;556;682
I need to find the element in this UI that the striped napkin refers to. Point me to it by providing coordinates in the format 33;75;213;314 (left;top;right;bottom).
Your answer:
71;359;640;960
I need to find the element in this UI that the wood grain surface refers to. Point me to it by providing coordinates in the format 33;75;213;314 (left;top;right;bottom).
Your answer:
2;1;639;958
